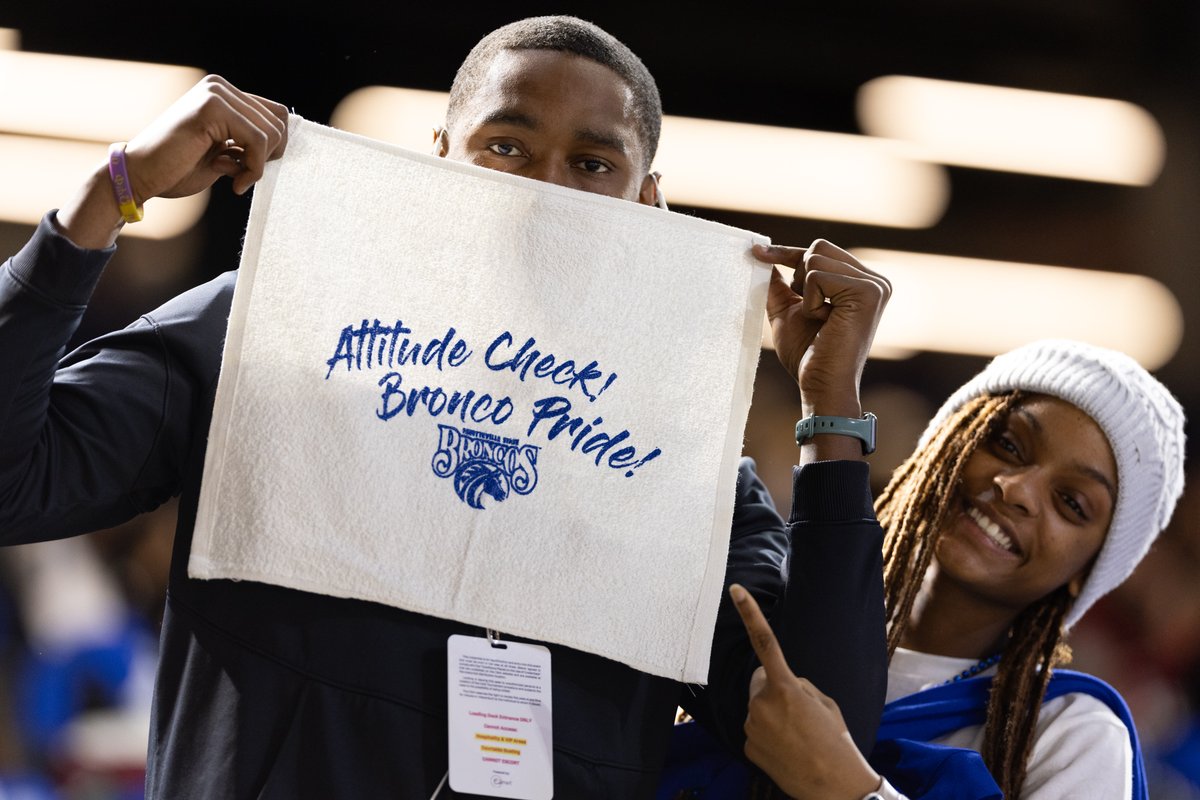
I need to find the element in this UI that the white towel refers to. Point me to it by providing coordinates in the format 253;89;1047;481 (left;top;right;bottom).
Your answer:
190;117;771;682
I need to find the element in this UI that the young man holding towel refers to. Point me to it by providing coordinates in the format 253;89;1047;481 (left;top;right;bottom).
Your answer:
0;16;890;799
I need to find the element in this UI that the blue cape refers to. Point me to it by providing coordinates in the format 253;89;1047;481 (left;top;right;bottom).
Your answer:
657;670;1145;799
871;669;1146;799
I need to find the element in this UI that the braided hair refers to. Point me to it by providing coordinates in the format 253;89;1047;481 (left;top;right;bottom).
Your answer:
877;391;1077;798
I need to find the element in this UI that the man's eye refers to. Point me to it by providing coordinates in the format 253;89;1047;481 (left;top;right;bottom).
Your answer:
578;159;611;173
488;143;524;157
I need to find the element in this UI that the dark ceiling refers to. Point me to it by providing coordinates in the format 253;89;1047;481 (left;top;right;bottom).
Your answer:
2;2;1197;468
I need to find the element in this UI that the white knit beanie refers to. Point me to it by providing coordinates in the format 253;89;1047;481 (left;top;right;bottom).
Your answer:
919;339;1187;629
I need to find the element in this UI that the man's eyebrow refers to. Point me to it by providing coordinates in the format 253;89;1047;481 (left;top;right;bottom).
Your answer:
574;127;629;155
474;111;631;158
478;109;539;129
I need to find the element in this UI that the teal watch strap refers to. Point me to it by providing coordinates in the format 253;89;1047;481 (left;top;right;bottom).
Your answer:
795;412;877;454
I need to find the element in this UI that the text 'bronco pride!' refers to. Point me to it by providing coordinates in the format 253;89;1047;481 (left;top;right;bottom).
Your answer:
323;318;664;508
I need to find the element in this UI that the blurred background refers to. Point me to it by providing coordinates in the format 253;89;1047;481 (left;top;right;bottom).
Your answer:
0;1;1196;797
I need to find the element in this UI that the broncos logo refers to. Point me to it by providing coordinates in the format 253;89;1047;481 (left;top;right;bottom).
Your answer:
453;459;511;509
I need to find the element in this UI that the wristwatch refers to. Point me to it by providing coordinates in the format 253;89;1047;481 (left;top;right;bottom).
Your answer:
795;412;877;455
860;778;908;800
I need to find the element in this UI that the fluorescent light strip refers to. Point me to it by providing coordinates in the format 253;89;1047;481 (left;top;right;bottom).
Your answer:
859;250;1177;368
656;116;947;228
857;76;1165;186
330;87;950;228
0;51;204;142
0;134;207;240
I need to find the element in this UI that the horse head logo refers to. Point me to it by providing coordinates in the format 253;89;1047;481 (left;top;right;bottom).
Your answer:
453;459;511;509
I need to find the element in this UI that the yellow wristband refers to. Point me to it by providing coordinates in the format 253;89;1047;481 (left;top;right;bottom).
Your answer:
107;142;143;223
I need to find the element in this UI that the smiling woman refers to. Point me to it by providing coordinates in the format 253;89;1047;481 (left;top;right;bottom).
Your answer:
865;339;1187;800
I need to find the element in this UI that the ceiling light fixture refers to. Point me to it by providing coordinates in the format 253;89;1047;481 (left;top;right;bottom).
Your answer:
857;75;1165;185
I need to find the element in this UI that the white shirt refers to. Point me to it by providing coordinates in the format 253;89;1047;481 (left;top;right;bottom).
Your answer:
879;647;1133;800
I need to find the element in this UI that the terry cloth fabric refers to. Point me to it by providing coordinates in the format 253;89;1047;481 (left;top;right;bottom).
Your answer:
871;670;1147;800
189;117;772;683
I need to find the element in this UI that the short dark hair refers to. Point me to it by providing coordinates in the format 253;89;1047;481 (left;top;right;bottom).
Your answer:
446;16;662;173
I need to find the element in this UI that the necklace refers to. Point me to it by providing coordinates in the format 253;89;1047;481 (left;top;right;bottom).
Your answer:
943;652;1002;684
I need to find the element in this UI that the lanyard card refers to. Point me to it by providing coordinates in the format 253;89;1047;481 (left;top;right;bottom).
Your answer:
447;634;553;799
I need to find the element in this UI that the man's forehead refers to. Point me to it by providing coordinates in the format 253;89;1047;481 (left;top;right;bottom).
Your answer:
481;48;632;95
466;49;637;130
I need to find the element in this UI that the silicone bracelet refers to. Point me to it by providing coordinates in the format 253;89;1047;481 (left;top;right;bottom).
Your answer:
107;142;144;223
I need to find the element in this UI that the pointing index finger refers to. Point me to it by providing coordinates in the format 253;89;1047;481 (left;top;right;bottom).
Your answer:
730;583;792;684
